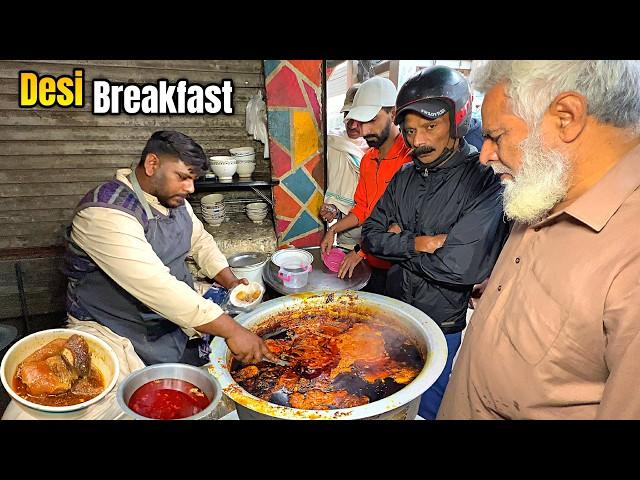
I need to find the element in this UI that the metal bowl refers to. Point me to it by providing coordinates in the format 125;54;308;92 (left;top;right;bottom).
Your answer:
116;363;222;420
209;291;447;420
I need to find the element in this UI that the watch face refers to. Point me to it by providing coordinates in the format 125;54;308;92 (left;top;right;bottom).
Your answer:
354;244;361;253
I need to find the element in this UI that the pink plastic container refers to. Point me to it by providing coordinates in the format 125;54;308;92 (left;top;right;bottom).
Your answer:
321;247;347;273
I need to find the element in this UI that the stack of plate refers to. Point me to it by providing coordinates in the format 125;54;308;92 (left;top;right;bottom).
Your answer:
201;193;226;226
245;202;268;224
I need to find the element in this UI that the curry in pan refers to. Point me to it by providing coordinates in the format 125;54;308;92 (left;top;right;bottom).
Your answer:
232;296;424;410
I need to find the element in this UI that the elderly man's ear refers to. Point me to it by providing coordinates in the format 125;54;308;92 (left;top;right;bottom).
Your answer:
549;92;588;144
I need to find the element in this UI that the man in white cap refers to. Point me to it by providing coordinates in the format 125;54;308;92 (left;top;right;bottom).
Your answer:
320;76;412;294
321;84;369;250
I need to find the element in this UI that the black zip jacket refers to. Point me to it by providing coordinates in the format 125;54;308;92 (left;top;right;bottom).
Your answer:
361;141;510;334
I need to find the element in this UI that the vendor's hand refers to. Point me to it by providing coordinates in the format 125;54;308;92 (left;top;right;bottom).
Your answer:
415;234;448;254
337;250;363;279
226;325;278;365
387;223;402;234
228;277;249;290
320;203;339;222
320;228;336;255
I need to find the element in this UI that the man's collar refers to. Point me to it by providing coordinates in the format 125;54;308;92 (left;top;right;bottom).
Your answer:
533;144;640;231
116;168;169;216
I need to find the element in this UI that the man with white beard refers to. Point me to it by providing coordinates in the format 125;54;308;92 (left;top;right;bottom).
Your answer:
438;60;640;419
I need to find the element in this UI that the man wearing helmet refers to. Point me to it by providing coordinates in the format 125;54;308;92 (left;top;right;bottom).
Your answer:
361;66;510;419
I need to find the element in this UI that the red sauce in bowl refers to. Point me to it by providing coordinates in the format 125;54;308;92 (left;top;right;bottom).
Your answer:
128;379;211;419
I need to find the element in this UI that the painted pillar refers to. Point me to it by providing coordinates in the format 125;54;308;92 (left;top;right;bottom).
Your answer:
264;60;324;247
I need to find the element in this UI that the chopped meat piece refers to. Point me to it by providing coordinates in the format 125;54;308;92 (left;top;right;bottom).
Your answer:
16;335;92;396
233;365;259;383
61;334;91;376
289;389;369;410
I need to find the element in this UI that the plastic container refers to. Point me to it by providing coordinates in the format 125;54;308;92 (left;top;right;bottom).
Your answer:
277;262;312;289
270;248;314;268
321;247;347;273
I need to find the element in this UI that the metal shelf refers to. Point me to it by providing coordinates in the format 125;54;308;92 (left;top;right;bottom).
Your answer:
195;173;279;192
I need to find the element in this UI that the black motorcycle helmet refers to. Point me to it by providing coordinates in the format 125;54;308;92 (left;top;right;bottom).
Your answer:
395;65;473;139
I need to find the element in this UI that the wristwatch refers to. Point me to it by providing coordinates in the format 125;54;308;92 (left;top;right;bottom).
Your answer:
353;244;367;259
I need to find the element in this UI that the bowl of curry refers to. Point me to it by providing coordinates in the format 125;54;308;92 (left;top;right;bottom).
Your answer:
209;291;447;420
0;328;119;415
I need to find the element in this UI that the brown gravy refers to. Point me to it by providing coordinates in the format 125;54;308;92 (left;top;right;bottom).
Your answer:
12;367;105;407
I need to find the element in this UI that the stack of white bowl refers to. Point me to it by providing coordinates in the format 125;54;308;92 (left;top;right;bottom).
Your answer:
209;156;237;182
245;202;268;224
201;193;226;226
229;147;256;178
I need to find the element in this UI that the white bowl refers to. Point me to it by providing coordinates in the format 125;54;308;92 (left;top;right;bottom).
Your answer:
203;220;224;227
0;328;120;416
209;156;237;181
229;282;265;311
202;213;225;221
246;212;268;224
229;147;255;155
201;193;225;205
210;155;237;164
202;204;226;212
246;202;268;210
236;161;256;178
233;154;256;162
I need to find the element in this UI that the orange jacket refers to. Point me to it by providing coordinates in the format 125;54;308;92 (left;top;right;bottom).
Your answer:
350;133;412;269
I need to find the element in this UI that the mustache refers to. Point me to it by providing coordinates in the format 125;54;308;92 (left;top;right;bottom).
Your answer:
488;161;515;176
412;146;436;157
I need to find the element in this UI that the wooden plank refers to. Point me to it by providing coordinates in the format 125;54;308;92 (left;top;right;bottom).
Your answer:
0;62;264;87
0;256;65;284
12;60;264;73
0;94;250;114
0;246;65;259
0;293;65;318
0;126;256;142
0;268;66;291
0;155;134;170
0;234;65;249
0;284;65;297
0;149;264;170
0;209;75;223
0;182;99;197
0;222;68;238
0;79;261;101
0;139;262;156
0;110;247;127
0;169;114;184
2;195;84;210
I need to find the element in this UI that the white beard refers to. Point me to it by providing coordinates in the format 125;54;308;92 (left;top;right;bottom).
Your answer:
491;133;571;225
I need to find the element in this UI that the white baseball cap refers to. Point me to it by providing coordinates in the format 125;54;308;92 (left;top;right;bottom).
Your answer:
344;76;397;123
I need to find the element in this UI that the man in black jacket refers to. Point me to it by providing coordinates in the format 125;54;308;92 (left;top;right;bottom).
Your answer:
361;66;510;419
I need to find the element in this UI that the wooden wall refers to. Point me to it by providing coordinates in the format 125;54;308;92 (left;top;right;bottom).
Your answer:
0;60;266;250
